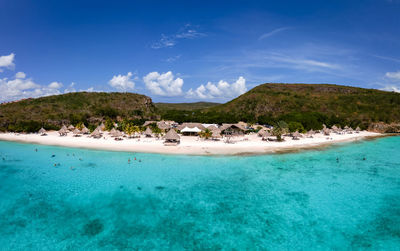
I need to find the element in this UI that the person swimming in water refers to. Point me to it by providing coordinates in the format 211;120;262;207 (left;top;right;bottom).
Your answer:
336;157;339;163
128;158;131;164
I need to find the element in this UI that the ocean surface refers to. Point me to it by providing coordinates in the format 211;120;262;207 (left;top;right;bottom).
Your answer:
0;137;399;250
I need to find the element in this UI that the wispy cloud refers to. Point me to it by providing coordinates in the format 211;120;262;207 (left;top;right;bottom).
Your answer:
258;27;291;40
385;70;400;80
151;24;206;49
164;55;181;63
372;54;400;63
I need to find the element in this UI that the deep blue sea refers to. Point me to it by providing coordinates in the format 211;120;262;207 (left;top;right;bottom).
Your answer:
0;136;399;250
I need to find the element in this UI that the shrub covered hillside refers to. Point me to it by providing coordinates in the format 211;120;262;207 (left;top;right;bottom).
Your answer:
207;83;400;129
159;84;400;130
0;92;158;132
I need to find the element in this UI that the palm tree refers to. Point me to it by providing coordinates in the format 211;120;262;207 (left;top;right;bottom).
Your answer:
199;129;212;139
272;121;288;141
124;124;134;138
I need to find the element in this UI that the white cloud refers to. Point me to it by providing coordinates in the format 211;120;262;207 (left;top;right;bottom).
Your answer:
187;76;247;100
385;71;400;80
108;72;135;91
0;73;62;102
259;27;291;40
151;24;206;49
381;85;400;92
0;53;15;72
143;71;183;96
15;72;26;79
48;81;63;89
64;82;76;93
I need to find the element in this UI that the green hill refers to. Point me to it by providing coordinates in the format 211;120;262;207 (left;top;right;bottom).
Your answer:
1;83;399;132
207;83;400;129
155;102;219;111
159;83;400;130
0;92;157;132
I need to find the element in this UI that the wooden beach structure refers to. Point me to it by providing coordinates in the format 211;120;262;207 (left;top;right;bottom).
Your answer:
38;127;47;136
58;125;68;136
163;129;180;146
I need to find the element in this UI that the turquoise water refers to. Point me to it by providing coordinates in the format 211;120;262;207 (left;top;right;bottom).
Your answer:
0;137;399;250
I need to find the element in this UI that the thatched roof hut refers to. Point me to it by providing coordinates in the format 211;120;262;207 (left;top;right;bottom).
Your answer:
143;121;156;127
292;131;302;139
144;127;153;137
90;129;101;138
355;126;361;132
306;129;315;137
257;128;267;137
157;121;171;131
177;123;206;131
163;129;180;143
220;123;247;135
73;128;82;137
323;128;331;136
73;128;81;134
58;125;68;136
68;125;75;131
81;126;90;134
260;130;271;138
211;128;222;139
206;125;218;131
109;128;117;137
38;127;47;135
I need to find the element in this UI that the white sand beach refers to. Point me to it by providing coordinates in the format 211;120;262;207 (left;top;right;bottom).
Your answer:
0;130;382;155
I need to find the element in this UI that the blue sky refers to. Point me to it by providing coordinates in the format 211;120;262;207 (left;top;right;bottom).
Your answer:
0;0;399;102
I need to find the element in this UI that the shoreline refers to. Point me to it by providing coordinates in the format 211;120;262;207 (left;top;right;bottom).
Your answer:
0;131;386;156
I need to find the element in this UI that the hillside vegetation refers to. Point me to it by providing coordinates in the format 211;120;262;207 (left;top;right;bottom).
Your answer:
0;92;157;132
161;84;400;130
155;102;219;111
1;83;399;132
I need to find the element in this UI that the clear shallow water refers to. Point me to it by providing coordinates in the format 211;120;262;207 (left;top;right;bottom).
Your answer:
0;137;399;250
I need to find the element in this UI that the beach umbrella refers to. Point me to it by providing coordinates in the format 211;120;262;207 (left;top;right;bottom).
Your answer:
38;127;47;136
356;126;361;132
109;128;117;137
68;125;75;131
114;130;123;137
292;131;302;138
144;127;153;137
81;126;90;134
73;128;81;135
90;129;101;138
58;125;68;136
